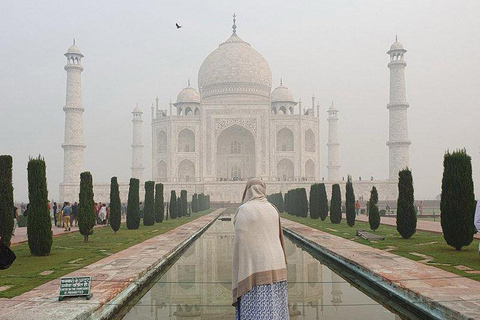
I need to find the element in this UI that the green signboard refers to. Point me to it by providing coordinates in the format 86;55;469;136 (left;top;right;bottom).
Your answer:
59;276;92;301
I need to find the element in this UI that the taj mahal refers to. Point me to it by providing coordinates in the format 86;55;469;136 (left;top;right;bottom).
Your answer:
59;18;410;203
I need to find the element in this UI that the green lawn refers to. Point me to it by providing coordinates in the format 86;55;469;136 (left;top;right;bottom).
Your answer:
0;211;212;298
281;213;480;280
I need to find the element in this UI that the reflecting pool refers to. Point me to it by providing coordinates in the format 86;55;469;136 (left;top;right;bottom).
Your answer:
120;210;403;319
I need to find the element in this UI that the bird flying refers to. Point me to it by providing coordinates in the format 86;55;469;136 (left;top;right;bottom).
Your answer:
176;23;182;29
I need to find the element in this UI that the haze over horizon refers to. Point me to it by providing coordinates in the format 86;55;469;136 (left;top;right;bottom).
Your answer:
1;0;479;201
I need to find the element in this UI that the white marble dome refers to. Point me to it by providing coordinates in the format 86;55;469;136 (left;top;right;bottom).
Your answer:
198;33;272;100
176;85;200;104
66;44;83;56
389;41;405;51
271;83;295;102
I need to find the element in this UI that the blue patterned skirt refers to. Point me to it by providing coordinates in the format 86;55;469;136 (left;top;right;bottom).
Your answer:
235;281;289;320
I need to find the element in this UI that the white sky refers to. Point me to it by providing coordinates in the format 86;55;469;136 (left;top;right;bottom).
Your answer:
1;0;479;202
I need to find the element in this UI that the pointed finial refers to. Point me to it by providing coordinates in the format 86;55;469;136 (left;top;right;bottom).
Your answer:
136;102;139;107
396;35;398;42
280;78;283;86
73;38;75;45
188;79;190;87
232;13;237;34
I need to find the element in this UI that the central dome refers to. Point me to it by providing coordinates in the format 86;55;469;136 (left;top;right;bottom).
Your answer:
198;33;272;102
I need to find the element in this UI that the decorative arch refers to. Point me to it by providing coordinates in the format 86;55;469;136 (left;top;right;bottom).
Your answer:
271;107;277;115
216;124;255;181
277;128;294;151
157;131;167;154
157;160;167;181
194;107;200;116
305;159;315;180
178;128;195;152
288;106;294;114
178;159;195;182
185;107;193;116
277;158;294;181
305;129;315;152
279;106;287;115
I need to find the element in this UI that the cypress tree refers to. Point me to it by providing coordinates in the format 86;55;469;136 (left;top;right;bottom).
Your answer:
345;176;356;227
319;183;329;221
143;181;155;226
309;184;321;219
198;193;205;211
26;157;52;255
440;150;476;251
180;190;188;217
298;188;308;218
369;186;380;231
109;177;121;233
206;195;210;209
155;183;164;223
78;171;95;242
177;196;183;217
330;184;342;224
170;190;177;219
126;178;140;229
278;192;284;213
0;155;14;247
396;168;416;239
192;193;198;213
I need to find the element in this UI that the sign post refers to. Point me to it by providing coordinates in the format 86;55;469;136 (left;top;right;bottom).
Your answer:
59;276;92;301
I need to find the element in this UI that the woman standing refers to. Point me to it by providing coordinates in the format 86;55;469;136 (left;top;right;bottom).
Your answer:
232;178;289;320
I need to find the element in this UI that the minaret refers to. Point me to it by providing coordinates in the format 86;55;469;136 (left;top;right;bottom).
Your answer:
131;104;144;182
327;103;340;181
387;37;411;180
62;39;86;189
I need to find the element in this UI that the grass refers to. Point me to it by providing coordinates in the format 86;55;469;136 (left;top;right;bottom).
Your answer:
281;213;480;281
0;210;213;298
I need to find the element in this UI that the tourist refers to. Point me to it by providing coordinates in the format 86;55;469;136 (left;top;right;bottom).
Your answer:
53;202;57;225
12;205;18;236
232;178;289;319
99;204;107;225
63;202;71;231
355;200;360;216
474;200;480;254
386;204;391;213
71;202;78;227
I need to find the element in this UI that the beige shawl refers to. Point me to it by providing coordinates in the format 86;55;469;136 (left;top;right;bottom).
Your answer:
232;179;287;306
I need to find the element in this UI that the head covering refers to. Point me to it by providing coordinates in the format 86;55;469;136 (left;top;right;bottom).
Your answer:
241;178;267;203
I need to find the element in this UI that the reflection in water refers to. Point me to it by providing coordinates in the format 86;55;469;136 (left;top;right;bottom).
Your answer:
122;213;399;319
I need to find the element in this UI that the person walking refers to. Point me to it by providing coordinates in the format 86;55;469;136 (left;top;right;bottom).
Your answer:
62;202;72;231
99;204;107;225
71;202;78;227
12;205;18;236
52;202;57;226
232;178;289;320
474;200;480;255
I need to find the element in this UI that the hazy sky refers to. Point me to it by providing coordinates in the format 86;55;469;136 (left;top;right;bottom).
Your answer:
1;0;479;201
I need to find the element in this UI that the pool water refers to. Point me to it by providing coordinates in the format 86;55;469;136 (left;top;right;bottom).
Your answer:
120;210;403;320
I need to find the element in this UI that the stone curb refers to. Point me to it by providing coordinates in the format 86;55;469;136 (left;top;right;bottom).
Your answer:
87;208;226;320
283;226;476;320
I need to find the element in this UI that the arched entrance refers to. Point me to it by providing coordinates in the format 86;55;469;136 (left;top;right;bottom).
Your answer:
216;125;255;181
277;158;294;181
178;159;195;182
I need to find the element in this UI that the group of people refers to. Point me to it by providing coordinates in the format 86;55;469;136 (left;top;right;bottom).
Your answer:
50;201;78;231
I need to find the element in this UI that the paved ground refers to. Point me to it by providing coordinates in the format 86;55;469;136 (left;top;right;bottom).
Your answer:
282;218;480;320
11;222;110;245
0;209;224;320
354;214;480;239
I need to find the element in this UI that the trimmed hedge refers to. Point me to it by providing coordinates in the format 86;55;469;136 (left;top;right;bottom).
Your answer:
396;169;416;239
330;184;342;224
170;190;177;219
143;181;155;226
345;176;356;227
368;186;380;231
126;178;140;229
0;155;14;246
109;177;121;233
155;183;164;223
27;157;52;255
78;172;96;242
180;190;188;217
441;149;476;251
309;184;321;219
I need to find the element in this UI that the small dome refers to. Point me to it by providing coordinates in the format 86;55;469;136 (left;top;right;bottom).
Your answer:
176;84;201;104
328;102;337;112
390;41;404;51
271;83;295;103
133;104;142;113
66;44;83;57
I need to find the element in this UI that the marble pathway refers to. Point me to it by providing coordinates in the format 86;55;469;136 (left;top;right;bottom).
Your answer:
0;209;224;320
281;218;480;320
354;214;480;239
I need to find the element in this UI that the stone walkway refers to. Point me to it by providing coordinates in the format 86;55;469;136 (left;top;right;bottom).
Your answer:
11;223;109;245
281;218;480;320
354;214;480;239
0;209;224;320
